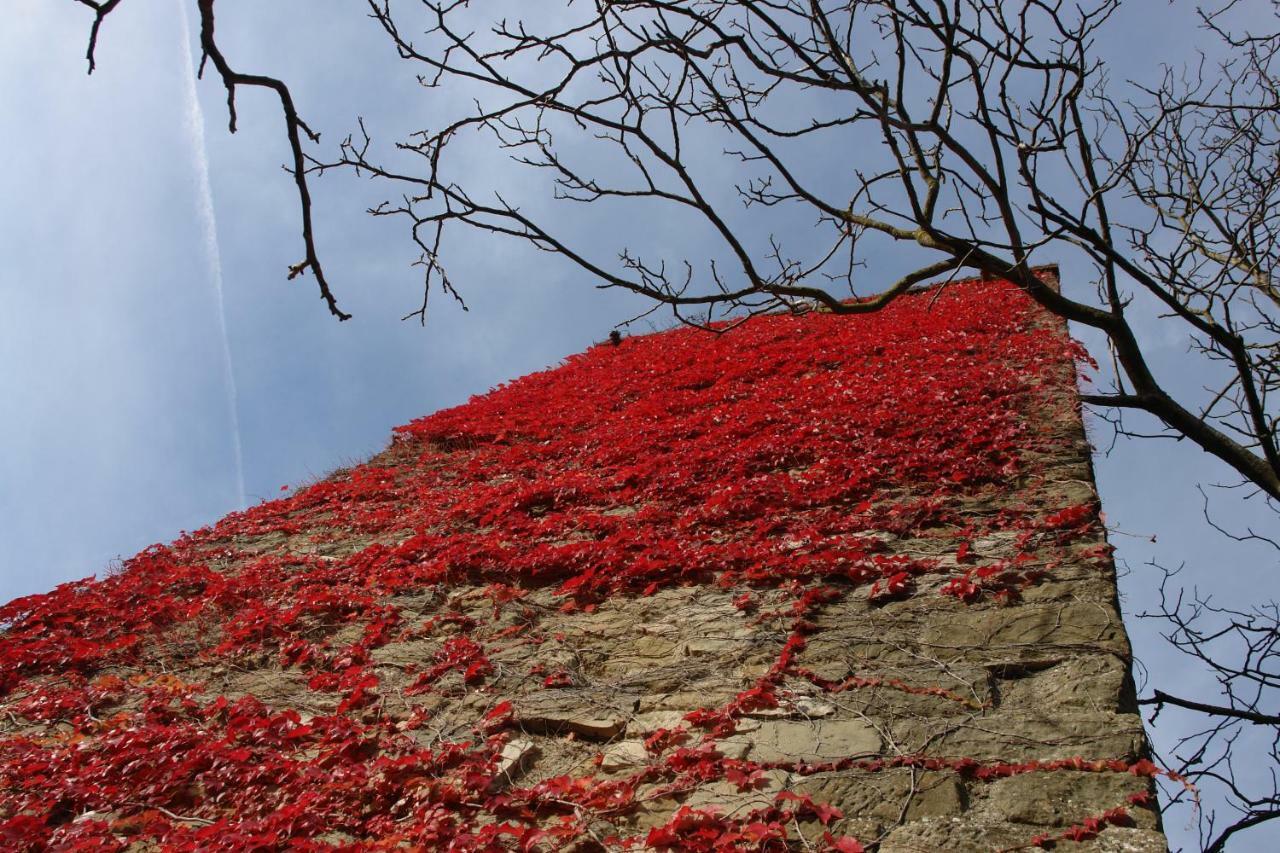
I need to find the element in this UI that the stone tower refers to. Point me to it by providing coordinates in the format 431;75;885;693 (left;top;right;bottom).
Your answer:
0;273;1166;850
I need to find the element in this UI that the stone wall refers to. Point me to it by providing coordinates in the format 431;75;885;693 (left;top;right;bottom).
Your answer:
0;278;1168;850
313;353;1162;850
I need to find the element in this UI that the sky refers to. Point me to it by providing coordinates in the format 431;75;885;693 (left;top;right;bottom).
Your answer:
2;1;1278;849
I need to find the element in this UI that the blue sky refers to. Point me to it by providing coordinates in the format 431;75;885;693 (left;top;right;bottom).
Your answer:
3;2;1277;848
0;0;650;604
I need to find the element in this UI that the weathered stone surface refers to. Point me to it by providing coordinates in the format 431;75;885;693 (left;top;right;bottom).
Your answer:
682;769;791;818
794;770;917;826
878;817;1037;852
743;718;882;764
600;740;649;772
881;817;1166;852
1084;828;1169;851
792;768;969;832
892;713;1147;762
632;634;679;658
628;710;688;734
921;601;1129;652
713;734;754;761
906;773;969;820
370;638;438;668
637;684;741;711
490;738;537;789
979;772;1156;828
744;694;836;719
514;690;637;740
992;654;1132;714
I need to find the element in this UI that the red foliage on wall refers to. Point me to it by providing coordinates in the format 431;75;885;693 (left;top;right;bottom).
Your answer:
0;280;1161;850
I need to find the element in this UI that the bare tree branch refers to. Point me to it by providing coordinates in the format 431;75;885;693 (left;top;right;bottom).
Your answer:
72;0;122;74
71;0;350;320
1139;561;1280;850
1140;689;1280;726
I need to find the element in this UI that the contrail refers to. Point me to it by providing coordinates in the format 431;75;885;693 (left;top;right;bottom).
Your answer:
176;0;248;510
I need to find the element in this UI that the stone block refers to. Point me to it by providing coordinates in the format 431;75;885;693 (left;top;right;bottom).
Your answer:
743;718;881;764
514;690;637;740
490;738;537;789
600;740;649;772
